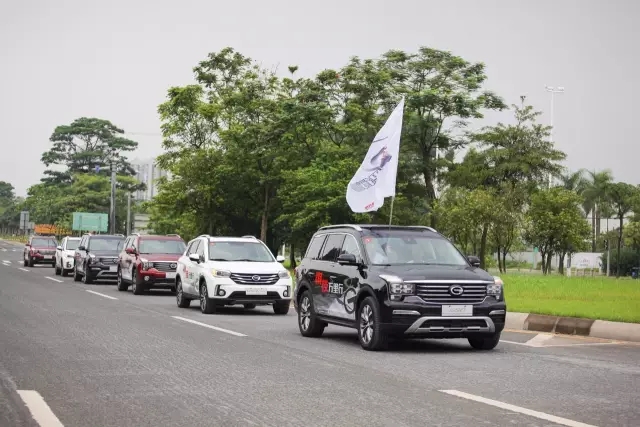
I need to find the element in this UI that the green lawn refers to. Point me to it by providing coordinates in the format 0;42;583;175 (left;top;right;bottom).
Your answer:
502;273;640;323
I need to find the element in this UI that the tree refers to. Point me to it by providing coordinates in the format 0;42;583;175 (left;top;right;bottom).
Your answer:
582;170;614;250
606;182;639;277
41;117;139;184
523;188;591;275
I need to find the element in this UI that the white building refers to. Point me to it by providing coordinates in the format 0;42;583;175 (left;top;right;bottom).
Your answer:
131;158;168;201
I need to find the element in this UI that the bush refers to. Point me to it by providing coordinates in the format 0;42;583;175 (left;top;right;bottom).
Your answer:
601;248;640;276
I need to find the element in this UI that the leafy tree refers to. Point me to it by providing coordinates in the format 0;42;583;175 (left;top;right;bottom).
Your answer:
582;169;614;250
606;182;639;276
41;117;139;184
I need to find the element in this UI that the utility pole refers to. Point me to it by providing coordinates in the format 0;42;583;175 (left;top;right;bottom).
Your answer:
605;239;610;276
544;85;565;188
126;192;132;236
109;162;116;234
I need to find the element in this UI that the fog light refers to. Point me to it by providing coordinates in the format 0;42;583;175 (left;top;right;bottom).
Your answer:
218;289;225;296
283;287;290;297
144;276;150;282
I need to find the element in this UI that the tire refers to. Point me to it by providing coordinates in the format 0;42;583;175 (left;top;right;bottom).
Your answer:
28;256;34;267
116;268;128;292
131;270;144;295
297;290;325;337
468;332;501;350
73;265;81;282
176;279;190;308
199;283;216;314
170;286;176;294
273;301;290;315
23;257;27;267
243;303;256;309
61;268;68;277
55;262;61;276
357;296;388;351
82;267;94;284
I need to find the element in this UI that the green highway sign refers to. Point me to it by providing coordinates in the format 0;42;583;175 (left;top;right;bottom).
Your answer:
72;212;108;232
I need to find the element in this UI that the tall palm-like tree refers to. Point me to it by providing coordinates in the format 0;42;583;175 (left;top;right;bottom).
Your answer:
582;170;614;251
558;169;587;194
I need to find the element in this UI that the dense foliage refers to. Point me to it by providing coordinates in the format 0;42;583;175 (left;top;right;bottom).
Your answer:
5;45;640;275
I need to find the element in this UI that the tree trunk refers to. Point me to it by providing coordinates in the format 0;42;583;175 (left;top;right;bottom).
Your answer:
260;185;269;242
540;252;547;274
558;252;565;275
479;223;489;270
591;211;596;252
616;215;623;278
595;206;601;241
501;249;508;273
289;243;296;269
421;165;438;229
546;253;553;275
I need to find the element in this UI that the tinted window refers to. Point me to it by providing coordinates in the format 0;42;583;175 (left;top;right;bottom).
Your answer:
319;234;345;262
362;231;467;266
89;237;125;251
305;235;326;260
31;238;56;247
65;239;80;250
209;242;274;262
341;235;361;258
139;239;186;254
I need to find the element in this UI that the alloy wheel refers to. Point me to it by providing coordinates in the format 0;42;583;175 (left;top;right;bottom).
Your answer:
299;296;311;331
359;304;374;345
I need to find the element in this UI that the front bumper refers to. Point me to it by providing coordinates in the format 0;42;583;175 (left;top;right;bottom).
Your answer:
87;264;118;280
31;254;55;264
382;298;506;338
208;278;293;305
137;270;177;289
62;258;75;270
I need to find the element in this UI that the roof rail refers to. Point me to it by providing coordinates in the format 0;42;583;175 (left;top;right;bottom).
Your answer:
361;224;437;233
241;235;257;239
411;225;437;232
318;224;363;232
197;234;211;239
113;234;125;237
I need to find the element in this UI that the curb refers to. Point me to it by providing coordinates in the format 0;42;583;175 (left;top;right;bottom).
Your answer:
506;312;640;343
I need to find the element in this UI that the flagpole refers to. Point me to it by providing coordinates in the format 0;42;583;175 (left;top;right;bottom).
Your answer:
388;196;395;225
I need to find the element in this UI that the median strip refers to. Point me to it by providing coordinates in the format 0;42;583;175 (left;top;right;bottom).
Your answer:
85;290;118;300
172;316;247;337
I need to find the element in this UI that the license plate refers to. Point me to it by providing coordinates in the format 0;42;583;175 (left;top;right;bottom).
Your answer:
442;305;473;317
166;272;176;279
109;265;117;272
43;255;53;260
246;288;267;295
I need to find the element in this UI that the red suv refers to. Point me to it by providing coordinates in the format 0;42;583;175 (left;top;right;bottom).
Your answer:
24;235;58;267
116;233;186;295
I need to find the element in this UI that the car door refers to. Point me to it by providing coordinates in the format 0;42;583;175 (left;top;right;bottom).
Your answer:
182;240;201;294
119;237;132;280
76;236;88;274
300;234;327;307
193;241;207;295
56;237;65;267
313;233;346;317
330;234;365;321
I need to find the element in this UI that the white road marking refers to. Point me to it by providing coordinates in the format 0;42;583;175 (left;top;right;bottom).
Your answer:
18;267;29;272
44;277;64;283
172;316;247;337
2;260;10;264
499;340;532;346
85;290;118;300
440;390;597;427
1;248;6;251
17;390;65;427
524;333;554;347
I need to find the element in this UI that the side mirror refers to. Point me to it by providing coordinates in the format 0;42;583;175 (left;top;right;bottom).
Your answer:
276;255;285;263
78;245;86;252
467;255;481;268
56;246;63;251
337;253;358;265
125;247;136;255
188;253;201;263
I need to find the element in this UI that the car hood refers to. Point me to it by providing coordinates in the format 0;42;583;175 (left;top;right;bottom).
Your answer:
88;250;121;257
207;261;286;274
31;246;56;251
63;250;76;257
371;264;495;282
138;254;182;262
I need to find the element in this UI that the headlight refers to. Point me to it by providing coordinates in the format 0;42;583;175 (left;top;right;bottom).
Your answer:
278;270;290;279
487;276;503;299
212;269;231;278
140;258;150;270
380;274;414;295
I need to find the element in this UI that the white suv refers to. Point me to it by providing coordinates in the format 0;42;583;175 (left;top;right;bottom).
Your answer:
55;236;81;277
175;235;293;315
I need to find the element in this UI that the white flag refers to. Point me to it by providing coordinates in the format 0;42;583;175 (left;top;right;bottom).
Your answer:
346;98;405;213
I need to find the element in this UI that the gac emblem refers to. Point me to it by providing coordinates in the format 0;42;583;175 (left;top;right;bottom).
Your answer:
449;285;464;296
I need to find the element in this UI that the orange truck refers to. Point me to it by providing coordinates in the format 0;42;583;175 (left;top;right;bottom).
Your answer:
34;224;71;236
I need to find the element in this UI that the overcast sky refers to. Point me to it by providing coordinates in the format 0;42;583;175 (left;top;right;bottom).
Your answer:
1;0;637;197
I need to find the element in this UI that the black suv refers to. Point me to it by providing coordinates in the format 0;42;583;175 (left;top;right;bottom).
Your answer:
73;233;126;284
293;224;506;351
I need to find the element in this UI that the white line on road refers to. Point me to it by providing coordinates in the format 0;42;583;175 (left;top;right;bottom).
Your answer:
524;333;554;347
439;390;598;427
172;316;247;337
85;290;118;300
2;260;10;264
44;277;64;283
17;390;64;427
18;267;29;272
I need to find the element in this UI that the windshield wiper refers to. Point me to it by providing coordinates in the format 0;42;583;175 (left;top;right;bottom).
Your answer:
210;258;230;261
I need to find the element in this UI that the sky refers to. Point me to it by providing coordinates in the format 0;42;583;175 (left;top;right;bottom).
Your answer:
0;0;638;197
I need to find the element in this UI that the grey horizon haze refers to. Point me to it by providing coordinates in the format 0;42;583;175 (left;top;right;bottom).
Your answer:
1;0;638;197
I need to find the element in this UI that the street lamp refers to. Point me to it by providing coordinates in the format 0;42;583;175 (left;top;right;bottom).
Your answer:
545;85;565;188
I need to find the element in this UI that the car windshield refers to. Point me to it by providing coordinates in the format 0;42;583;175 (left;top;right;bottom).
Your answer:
89;238;125;251
65;239;80;250
362;231;468;266
139;239;186;254
31;238;56;247
209;241;275;262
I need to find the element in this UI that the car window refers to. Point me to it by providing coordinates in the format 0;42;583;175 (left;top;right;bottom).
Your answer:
65;239;80;250
362;231;468;266
88;238;125;251
208;241;274;262
31;238;57;247
319;234;345;262
341;235;361;259
196;241;206;258
188;240;201;255
305;235;326;260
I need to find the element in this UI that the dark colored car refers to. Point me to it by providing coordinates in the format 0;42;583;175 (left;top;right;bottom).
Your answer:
293;224;506;351
116;233;186;295
73;234;126;284
23;236;58;267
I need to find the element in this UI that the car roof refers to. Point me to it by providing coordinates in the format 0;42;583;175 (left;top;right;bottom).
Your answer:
65;237;81;240
139;235;183;241
207;237;260;243
317;224;438;233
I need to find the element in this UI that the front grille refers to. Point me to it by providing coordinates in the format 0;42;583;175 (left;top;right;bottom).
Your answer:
230;273;279;286
227;291;282;301
38;249;55;255
152;262;177;272
98;257;118;264
412;283;489;304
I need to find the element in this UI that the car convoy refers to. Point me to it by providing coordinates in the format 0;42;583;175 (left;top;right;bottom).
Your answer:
20;224;507;351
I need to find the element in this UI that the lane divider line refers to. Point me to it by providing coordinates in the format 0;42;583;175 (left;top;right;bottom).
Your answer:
17;390;65;427
2;260;10;263
18;267;29;272
44;277;64;283
439;390;598;427
524;333;554;347
85;290;118;300
172;316;247;337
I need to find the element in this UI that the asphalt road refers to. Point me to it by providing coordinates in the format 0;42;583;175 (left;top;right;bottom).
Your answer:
1;239;639;427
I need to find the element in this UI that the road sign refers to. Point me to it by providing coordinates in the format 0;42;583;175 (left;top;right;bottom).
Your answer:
19;211;30;230
72;212;108;232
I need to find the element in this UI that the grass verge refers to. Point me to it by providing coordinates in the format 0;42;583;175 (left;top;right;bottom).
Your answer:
503;273;640;323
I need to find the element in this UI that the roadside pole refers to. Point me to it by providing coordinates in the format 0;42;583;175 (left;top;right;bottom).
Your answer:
126;192;132;236
109;163;116;234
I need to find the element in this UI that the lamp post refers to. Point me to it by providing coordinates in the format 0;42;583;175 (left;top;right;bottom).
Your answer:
544;85;565;188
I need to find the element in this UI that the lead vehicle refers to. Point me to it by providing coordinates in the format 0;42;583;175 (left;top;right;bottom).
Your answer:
293;224;506;351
